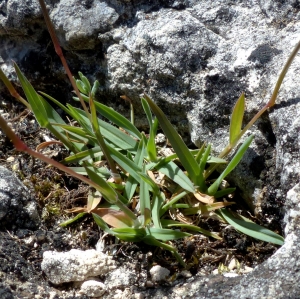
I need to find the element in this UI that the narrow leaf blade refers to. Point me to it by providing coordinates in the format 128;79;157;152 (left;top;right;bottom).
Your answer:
148;227;191;241
217;209;284;245
143;94;200;183
139;165;151;226
94;101;142;139
230;93;245;144
156;161;195;193
208;135;254;195
59;212;87;227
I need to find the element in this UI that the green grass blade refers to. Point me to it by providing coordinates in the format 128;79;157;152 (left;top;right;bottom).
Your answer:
92;213;114;234
107;143;158;192
91;81;99;98
85;167;118;204
151;191;165;229
94;101;142;139
143;94;200;183
14;64;81;152
199;145;211;174
124;139;145;201
214;187;236;198
217;209;284;245
197;144;211;191
147;227;191;241
14;63;48;127
156;161;195;193
75;79;88;94
62;146;103;163
78;72;91;93
161;219;221;239
68;166;110;179
15;64;67;131
139;172;160;194
71;106;138;150
39;92;71;115
160;190;189;216
207;157;228;164
149;149;219;170
90;97;118;176
99;120;138;150
107;144;142;182
52;123;96;145
143;235;186;267
59;212;87;227
141;97;154;129
208;135;254;195
230;93;245;144
112;227;146;242
67;105;93;134
195;143;205;164
87;167;136;219
146;118;158;162
139;165;151;226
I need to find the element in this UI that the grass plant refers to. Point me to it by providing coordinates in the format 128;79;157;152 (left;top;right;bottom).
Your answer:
0;0;294;266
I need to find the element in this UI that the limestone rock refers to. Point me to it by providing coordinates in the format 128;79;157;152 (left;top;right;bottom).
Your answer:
105;265;139;289
41;249;116;284
149;265;170;282
79;280;106;298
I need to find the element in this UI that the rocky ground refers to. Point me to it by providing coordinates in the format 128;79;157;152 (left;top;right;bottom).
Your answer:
0;98;281;298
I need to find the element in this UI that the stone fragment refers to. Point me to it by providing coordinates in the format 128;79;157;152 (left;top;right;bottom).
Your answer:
79;280;106;298
150;265;170;282
41;249;116;284
0;166;40;229
50;0;119;49
105;265;138;289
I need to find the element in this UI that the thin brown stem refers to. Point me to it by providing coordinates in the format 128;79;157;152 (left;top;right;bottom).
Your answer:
0;68;31;109
38;0;90;116
205;39;300;179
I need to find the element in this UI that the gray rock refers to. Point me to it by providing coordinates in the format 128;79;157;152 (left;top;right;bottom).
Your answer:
0;0;41;36
0;166;40;229
41;249;116;284
105;265;139;289
50;0;119;50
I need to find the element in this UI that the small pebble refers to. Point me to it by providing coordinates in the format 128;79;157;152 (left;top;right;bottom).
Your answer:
150;265;170;282
6;156;15;162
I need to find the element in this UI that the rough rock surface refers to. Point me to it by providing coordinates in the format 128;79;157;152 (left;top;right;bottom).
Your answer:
41;249;117;284
78;280;106;298
0;0;299;298
0;166;40;229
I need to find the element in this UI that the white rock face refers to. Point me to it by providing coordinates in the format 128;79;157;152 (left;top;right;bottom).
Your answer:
41;249;116;284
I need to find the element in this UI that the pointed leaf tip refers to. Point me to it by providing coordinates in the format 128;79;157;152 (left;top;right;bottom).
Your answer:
230;93;245;144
